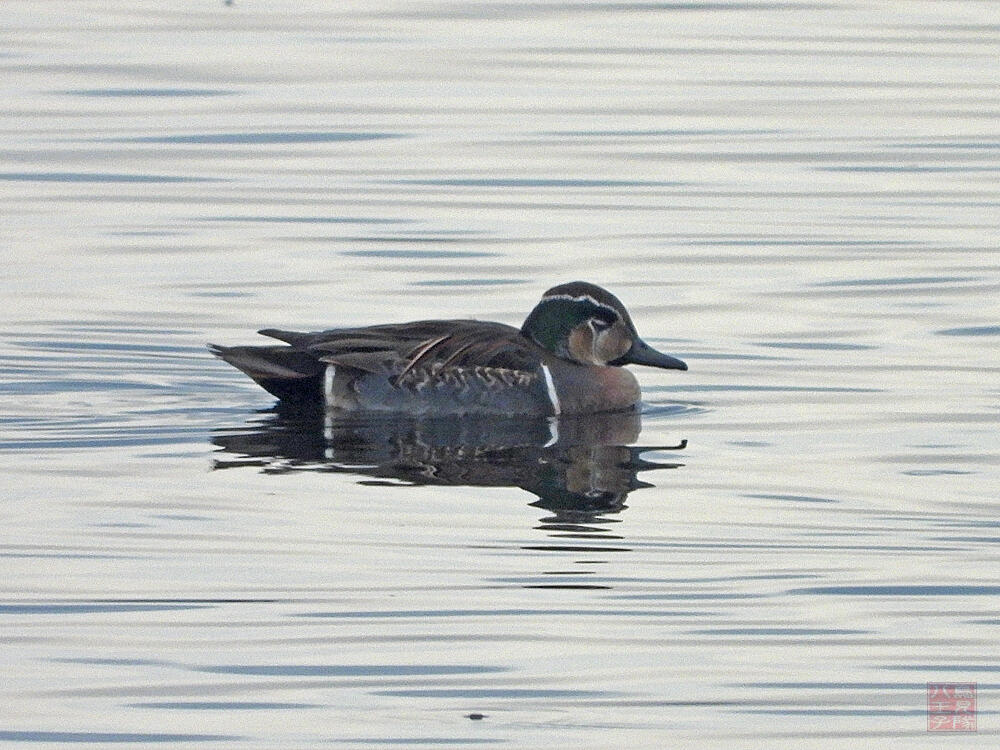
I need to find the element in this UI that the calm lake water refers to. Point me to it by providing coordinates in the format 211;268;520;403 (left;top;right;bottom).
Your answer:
2;1;999;747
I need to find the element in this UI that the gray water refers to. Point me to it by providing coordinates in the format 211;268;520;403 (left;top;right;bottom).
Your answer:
2;1;999;747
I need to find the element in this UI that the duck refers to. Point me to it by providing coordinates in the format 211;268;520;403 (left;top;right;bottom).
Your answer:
209;281;686;415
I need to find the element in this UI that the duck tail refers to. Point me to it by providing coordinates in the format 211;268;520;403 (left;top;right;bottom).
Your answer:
208;343;324;403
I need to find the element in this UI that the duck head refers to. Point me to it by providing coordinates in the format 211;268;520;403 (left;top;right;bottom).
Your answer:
520;281;688;370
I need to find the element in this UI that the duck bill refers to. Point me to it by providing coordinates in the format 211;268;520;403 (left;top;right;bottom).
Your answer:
618;339;687;370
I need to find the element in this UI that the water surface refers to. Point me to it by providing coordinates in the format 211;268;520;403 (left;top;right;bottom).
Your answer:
2;1;999;747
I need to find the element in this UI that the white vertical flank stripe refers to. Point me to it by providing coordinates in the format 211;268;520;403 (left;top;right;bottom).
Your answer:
324;364;335;405
540;364;561;416
544;416;560;447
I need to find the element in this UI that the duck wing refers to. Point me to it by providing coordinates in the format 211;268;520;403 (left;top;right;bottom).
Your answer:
259;319;540;375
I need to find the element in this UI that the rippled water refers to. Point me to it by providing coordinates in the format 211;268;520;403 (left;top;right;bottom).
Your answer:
3;1;999;747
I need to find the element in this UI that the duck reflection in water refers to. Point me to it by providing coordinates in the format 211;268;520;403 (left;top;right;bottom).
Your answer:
212;407;685;533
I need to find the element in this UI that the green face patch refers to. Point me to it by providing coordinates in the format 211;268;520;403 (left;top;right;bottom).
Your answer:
521;297;619;357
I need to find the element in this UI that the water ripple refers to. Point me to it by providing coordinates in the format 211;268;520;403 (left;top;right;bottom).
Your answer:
111;132;403;145
0;172;218;183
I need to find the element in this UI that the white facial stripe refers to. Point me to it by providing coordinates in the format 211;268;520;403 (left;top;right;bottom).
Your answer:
543;293;619;321
540;363;561;416
588;318;611;333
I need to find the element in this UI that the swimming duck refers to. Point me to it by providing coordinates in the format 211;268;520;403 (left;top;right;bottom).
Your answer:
210;281;686;415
